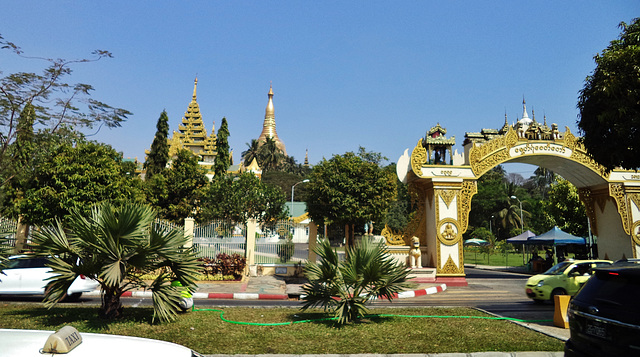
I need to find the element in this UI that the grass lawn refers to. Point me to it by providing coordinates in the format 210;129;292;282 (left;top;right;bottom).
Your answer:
464;248;528;267
0;305;563;354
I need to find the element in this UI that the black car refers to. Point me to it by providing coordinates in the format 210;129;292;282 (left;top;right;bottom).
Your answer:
565;264;640;356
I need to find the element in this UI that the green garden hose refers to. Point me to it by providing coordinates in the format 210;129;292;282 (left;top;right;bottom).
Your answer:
192;307;553;326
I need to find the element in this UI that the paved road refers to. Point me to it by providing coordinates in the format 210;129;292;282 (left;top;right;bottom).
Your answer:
0;267;553;322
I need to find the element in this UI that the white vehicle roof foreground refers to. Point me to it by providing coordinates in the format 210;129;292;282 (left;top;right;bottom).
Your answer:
0;328;199;357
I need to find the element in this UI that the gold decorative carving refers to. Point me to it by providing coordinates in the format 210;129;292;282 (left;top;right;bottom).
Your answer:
382;182;427;247
632;221;640;246
440;254;461;274
609;183;630;235
458;181;477;234
440;190;456;208
437;218;460;245
578;188;599;237
382;224;406;246
411;139;428;177
564;127;610;179
630;193;640;213
469;127;518;177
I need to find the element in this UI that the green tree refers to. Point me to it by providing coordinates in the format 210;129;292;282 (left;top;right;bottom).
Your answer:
262;170;309;202
384;163;413;233
468;166;507;236
159;149;207;222
496;197;530;239
0;34;130;184
577;18;640;171
19;141;144;226
214;117;230;177
200;173;287;225
258;137;284;172
29;202;199;322
301;238;412;325
144;110;170;179
241;139;260;167
542;177;588;237
1;103;36;215
306;148;397;247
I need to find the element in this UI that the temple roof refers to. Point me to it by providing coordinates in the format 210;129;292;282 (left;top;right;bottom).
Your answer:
168;78;217;160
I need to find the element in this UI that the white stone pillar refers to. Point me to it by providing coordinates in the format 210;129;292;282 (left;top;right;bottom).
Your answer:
183;217;195;248
308;221;318;263
246;219;257;267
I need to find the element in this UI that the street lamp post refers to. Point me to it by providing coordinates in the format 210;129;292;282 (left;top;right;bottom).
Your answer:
510;195;524;265
510;195;523;233
291;179;310;209
490;215;494;235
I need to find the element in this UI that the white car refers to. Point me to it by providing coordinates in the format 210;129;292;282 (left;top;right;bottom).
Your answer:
0;327;201;356
0;256;99;300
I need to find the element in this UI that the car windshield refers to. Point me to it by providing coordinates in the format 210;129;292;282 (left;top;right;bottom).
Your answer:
6;258;49;269
542;261;573;275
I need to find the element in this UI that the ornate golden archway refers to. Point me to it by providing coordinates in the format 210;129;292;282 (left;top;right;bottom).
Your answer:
392;125;640;283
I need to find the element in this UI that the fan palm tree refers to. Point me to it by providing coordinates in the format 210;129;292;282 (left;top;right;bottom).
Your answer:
301;238;412;325
29;202;199;323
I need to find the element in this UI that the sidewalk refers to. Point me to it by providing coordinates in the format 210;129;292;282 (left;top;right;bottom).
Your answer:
85;276;447;300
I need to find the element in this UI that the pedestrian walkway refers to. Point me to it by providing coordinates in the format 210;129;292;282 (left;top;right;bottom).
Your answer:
85;275;447;300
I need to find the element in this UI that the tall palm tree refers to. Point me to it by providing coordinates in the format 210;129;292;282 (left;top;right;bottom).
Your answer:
29;202;199;322
258;137;284;172
301;238;412;325
242;139;260;167
496;197;530;237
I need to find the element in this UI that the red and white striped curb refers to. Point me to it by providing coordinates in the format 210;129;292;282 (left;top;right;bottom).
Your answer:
299;283;447;300
84;290;289;300
83;283;446;300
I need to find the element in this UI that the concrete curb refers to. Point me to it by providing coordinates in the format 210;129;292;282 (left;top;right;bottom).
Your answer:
83;284;447;300
83;290;290;300
299;283;448;300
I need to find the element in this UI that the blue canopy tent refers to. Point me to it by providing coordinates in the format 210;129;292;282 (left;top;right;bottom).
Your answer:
526;226;586;246
526;226;586;266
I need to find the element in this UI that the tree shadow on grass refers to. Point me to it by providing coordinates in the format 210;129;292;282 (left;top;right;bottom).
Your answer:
2;306;157;330
285;311;393;328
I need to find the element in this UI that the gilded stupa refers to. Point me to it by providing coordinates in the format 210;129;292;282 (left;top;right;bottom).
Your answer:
167;78;217;164
256;84;287;155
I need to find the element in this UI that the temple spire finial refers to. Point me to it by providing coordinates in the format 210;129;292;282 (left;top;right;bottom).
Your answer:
192;77;198;100
522;96;529;120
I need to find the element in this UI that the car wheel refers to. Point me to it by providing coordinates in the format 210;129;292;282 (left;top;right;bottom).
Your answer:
66;292;82;301
550;288;567;303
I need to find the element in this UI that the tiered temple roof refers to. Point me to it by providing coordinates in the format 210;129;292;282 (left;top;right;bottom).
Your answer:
168;78;217;163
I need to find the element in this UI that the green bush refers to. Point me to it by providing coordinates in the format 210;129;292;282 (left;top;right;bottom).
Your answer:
277;238;295;263
198;253;246;280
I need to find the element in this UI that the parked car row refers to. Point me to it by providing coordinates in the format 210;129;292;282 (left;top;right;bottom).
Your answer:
525;259;612;303
0;256;99;299
564;261;640;356
524;258;640;356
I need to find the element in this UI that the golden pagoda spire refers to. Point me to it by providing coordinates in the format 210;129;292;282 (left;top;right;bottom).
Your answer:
193;77;198;100
257;83;287;155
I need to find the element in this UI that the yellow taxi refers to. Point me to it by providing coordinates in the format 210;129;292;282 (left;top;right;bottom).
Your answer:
525;259;612;303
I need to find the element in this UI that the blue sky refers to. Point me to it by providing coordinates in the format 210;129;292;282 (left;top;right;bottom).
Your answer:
1;2;638;177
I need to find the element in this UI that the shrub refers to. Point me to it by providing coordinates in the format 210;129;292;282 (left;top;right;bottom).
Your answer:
277;238;295;263
198;253;246;280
